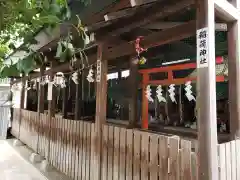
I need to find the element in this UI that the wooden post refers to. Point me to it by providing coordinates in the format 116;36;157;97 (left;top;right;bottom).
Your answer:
18;77;26;139
75;72;81;120
141;73;149;129
129;58;138;128
228;0;240;139
196;0;219;180
38;67;45;113
94;43;108;179
62;76;69;119
37;66;45;153
47;62;57;160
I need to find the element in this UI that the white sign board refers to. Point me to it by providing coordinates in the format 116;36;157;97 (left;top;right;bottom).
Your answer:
47;82;53;101
197;27;209;68
96;59;101;82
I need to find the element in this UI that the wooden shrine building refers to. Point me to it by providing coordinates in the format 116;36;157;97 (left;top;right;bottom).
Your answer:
7;0;240;180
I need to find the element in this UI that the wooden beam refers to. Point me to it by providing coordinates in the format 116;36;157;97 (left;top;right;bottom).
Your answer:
130;0;157;6
95;0;195;39
214;0;240;21
143;21;227;31
228;0;240;139
104;20;196;60
104;3;152;21
196;0;219;180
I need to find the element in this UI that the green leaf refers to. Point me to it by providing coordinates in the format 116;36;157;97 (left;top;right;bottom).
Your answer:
16;57;37;74
0;64;20;78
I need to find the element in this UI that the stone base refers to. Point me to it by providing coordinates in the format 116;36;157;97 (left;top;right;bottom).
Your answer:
40;160;52;172
13;139;23;146
30;153;42;163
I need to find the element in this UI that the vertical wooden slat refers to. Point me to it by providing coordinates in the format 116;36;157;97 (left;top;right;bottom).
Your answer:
219;144;226;180
78;120;83;180
74;120;80;180
82;122;87;180
90;123;95;180
231;141;237;180
102;125;108;180
119;128;126;180
180;140;192;180
141;132;149;180
191;152;198;180
72;120;77;180
86;123;91;180
168;137;180;180
159;135;169;180
63;119;68;175
69;120;74;179
149;134;158;180
126;129;133;180
113;127;120;180
225;142;232;180
236;140;240;180
133;130;141;180
59;117;64;173
108;126;114;180
67;119;71;177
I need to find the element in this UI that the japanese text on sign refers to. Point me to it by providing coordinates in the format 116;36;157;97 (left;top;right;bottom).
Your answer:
96;59;101;82
197;27;208;68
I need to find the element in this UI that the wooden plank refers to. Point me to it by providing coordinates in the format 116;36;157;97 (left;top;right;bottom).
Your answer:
119;128;126;179
236;140;240;180
133;130;141;180
159;136;169;180
180;140;192;180
70;120;75;179
90;123;95;180
108;126;114;180
168;137;180;180
113;127;120;180
102;125;108;180
82;122;87;180
141;132;149;179
126;129;133;180
225;142;232;180
219;144;227;180
74;120;80;180
191;152;198;180
78;120;84;180
63;119;68;175
85;123;91;180
149;134;159;180
231;141;237;180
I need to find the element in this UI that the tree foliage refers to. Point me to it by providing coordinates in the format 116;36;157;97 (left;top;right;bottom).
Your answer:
0;0;90;77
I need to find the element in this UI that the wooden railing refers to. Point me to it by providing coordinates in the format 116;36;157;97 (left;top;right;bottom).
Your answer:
12;109;201;180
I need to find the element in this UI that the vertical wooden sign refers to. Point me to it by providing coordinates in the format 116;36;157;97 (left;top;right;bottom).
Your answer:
96;59;101;82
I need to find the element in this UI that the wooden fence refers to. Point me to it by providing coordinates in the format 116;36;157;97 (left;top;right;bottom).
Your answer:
218;140;240;180
11;109;202;180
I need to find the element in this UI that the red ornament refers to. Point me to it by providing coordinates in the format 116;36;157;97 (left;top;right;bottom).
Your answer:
135;36;147;56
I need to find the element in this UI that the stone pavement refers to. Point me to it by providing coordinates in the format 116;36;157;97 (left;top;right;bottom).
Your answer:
0;140;47;180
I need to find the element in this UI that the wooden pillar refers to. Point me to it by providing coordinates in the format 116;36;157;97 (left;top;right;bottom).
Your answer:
141;73;149;129
94;43;108;179
228;0;240;139
37;67;45;113
129;58;138;128
62;76;69;118
18;77;26;138
196;0;219;180
47;62;57;160
75;72;81;120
